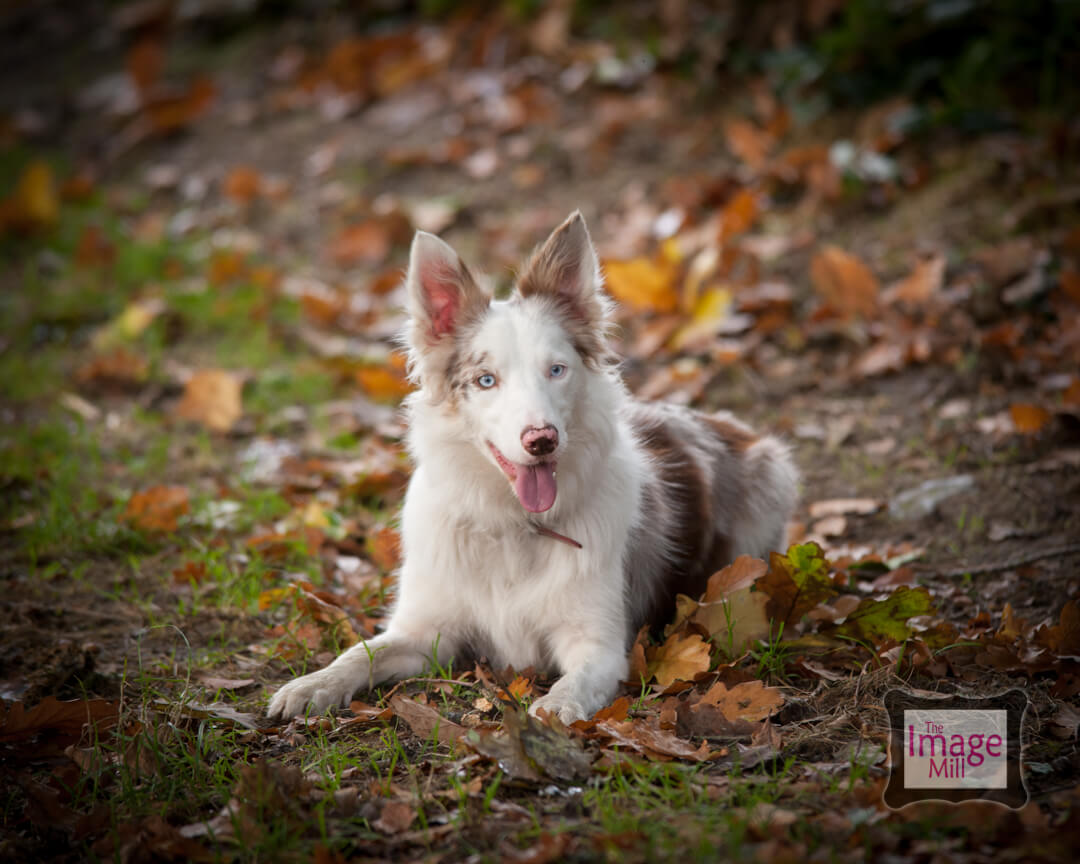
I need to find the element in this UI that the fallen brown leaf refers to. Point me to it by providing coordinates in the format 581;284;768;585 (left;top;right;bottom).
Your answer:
647;632;711;688
331;220;392;266
704;555;768;601
1010;402;1051;434
390;694;464;746
123;485;190;533
699;680;784;723
0;697;119;747
75;348;149;391
724;119;773;171
176;369;243;432
373;800;416;834
810;245;879;318
595;717;713;762
890;253;944;306
223;165;262;204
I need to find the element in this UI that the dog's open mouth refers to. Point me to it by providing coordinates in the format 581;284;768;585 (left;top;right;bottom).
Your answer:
487;442;557;513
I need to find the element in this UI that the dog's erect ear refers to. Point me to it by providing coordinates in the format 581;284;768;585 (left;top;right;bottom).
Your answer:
406;231;488;344
518;211;602;315
518;212;614;366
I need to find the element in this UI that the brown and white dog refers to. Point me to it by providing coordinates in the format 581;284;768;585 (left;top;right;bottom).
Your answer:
268;212;798;724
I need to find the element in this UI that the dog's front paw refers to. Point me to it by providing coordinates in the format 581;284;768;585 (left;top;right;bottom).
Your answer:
529;692;588;725
267;670;354;720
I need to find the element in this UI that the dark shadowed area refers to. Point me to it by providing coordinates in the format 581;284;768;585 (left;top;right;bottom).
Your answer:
2;1;1079;861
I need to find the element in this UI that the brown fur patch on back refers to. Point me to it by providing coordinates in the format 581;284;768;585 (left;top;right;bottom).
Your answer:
631;408;732;628
703;415;757;453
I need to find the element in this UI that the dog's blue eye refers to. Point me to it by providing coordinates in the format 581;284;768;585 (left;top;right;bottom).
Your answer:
549;364;567;378
477;373;496;389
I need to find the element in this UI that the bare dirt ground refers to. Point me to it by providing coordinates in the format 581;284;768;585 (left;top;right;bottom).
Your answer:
2;4;1080;862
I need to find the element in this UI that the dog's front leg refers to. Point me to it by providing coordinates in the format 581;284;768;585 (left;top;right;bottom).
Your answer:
529;632;629;725
267;628;454;719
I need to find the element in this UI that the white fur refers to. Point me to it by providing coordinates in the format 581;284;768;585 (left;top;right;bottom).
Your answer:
268;213;797;724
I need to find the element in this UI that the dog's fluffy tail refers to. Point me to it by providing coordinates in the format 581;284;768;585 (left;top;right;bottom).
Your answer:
733;435;799;559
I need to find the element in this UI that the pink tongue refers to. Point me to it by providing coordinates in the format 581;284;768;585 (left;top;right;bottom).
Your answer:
513;463;557;512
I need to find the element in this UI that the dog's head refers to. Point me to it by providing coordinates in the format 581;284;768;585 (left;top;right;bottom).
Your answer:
403;211;614;513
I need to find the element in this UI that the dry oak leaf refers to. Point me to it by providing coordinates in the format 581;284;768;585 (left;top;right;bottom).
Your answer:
889;253;945;307
176;369;243;432
690;592;771;654
145;76;215;134
346;701;394;723
1035;600;1080;659
373;800;416;835
507;675;534;700
700;680;783;724
810;245;879;318
1010;402;1052;435
0;697;119;745
647;632;711;688
223;166;262;204
602;257;680;313
595;717;713;762
1063;378;1080;408
123;485;190;533
719;188;760;237
331;220;392;266
75;347;149;390
759;542;837;627
724;119;773;171
705;555;768;601
389;694;464;746
627;624;649;684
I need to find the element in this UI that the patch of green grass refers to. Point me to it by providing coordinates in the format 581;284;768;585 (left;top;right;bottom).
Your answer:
0;343;68;402
578;758;814;860
0;415;153;564
249;364;338;417
752;623;791;684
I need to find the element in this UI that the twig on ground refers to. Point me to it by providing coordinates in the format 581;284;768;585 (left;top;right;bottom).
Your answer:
928;543;1080;579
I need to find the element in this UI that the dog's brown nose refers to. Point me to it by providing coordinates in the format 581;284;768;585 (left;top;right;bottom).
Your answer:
521;425;558;456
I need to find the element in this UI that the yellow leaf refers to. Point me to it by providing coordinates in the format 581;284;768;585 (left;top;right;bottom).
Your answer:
810;245;879;318
6;159;59;231
603;257;680;313
648;632;711;688
91;298;165;351
507;676;534;699
300;500;330;529
176;369;243;432
258;586;292;611
354;363;412;403
668;287;732;352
